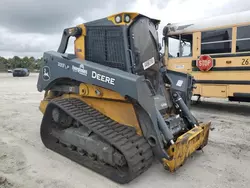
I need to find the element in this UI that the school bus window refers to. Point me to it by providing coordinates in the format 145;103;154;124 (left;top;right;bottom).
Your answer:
201;28;232;54
236;25;250;52
168;34;192;58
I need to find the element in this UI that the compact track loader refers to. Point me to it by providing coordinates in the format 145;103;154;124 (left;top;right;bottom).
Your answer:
37;12;210;184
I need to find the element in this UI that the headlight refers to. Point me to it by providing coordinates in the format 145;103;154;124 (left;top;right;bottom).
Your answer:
115;15;122;23
124;14;131;23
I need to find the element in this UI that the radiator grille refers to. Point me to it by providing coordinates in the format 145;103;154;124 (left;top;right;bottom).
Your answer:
85;26;127;71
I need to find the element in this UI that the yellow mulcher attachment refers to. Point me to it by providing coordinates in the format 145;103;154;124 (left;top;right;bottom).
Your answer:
164;123;210;171
36;12;210;184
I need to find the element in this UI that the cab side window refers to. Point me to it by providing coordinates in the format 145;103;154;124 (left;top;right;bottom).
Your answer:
236;25;250;52
201;28;232;54
168;34;193;58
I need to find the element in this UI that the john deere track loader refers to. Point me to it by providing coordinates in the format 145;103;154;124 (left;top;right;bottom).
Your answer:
37;12;210;184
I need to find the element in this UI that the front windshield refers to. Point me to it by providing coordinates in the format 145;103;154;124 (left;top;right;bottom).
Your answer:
168;34;192;58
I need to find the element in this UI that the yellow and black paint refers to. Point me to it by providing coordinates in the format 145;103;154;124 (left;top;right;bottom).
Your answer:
107;12;139;25
62;12;159;60
39;84;143;135
74;24;86;60
163;122;210;172
39;11;210;174
39;83;210;172
164;22;250;101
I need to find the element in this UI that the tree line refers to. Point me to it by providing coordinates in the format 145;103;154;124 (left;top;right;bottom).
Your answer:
0;56;43;72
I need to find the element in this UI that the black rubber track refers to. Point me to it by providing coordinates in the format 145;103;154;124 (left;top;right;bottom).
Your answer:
40;97;153;184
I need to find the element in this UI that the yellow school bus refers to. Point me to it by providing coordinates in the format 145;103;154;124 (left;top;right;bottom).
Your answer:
163;10;250;102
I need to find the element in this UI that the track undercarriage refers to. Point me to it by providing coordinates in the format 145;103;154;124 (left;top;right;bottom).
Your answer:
40;97;153;184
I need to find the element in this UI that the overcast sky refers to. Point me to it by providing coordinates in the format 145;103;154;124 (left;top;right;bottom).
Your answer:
0;0;250;58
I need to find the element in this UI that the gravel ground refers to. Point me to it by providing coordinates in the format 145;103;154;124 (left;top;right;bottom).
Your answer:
0;73;250;188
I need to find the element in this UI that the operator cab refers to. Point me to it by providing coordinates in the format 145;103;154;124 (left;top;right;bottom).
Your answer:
80;13;162;93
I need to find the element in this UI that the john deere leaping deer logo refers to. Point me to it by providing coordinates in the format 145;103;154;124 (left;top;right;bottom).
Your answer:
42;66;51;81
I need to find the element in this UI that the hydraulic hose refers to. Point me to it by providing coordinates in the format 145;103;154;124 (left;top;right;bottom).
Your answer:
156;109;174;143
172;92;199;127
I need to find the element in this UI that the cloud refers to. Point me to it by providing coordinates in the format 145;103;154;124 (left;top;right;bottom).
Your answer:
130;0;250;33
0;26;61;58
129;0;250;55
0;0;135;34
0;0;137;57
1;0;250;58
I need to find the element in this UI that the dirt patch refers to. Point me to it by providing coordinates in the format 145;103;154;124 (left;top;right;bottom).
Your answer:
0;140;27;174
